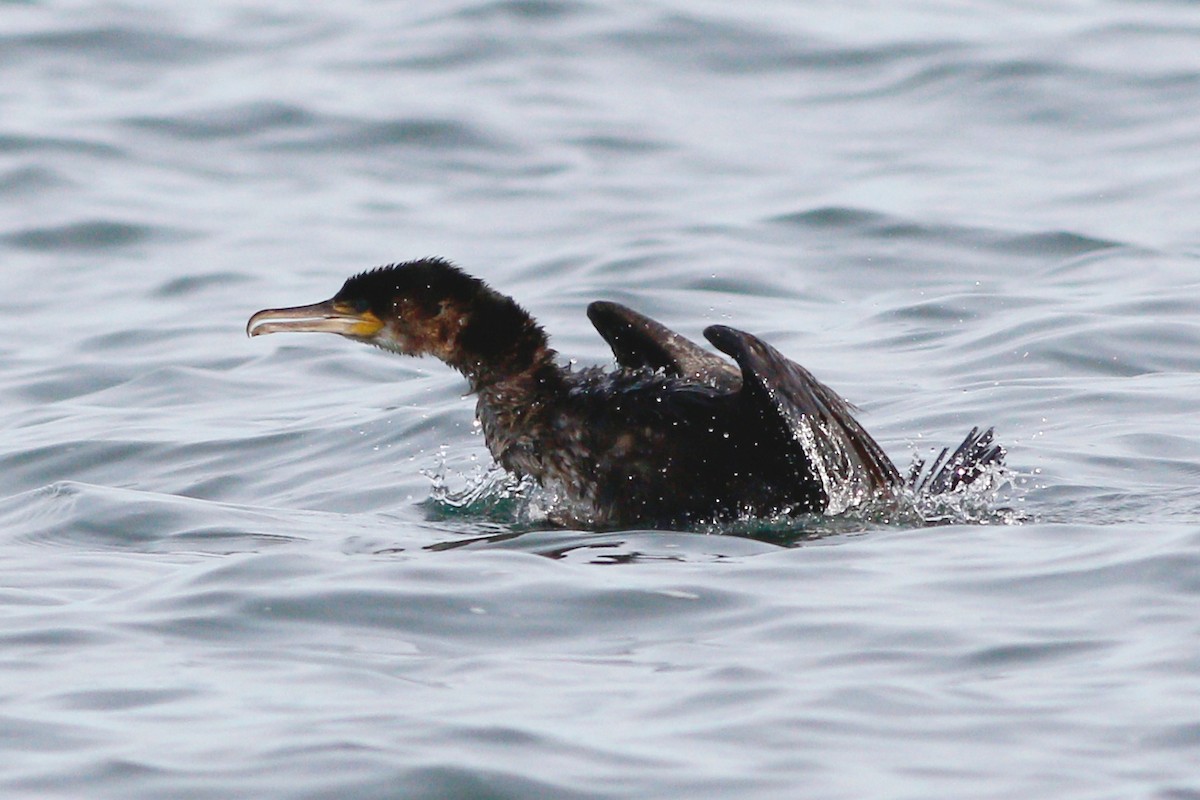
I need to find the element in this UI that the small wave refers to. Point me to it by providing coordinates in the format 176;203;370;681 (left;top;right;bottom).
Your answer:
2;220;178;252
0;133;122;158
0;165;70;196
601;11;941;75
769;205;1123;258
153;271;252;298
0;481;316;554
122;102;313;142
0;26;229;66
262;115;511;154
449;0;587;23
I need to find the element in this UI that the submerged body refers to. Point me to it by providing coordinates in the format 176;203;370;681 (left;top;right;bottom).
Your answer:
247;258;1002;528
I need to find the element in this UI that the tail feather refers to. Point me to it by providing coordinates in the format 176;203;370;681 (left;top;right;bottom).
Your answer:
907;426;1005;496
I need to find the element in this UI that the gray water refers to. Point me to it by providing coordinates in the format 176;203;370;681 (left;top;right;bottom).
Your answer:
3;1;1200;798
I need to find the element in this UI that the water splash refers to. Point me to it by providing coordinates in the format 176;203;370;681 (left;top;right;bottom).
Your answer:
901;451;1023;527
420;446;1023;546
421;454;590;529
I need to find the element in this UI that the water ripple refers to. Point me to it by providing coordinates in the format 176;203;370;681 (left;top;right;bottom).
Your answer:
0;26;234;65
123;102;313;142
3;221;167;251
3;2;1200;798
769;205;1123;257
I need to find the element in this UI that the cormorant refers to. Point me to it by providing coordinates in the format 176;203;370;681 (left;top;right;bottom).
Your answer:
247;258;1002;528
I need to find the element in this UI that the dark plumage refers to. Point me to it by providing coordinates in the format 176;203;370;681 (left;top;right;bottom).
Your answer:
247;258;1003;528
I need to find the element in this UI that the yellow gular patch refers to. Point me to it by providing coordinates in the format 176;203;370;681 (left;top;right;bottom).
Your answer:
332;305;384;337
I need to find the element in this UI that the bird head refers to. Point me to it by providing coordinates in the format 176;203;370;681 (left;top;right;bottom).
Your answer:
247;258;545;377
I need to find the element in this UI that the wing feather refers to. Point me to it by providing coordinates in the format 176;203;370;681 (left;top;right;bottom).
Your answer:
587;301;740;389
704;325;901;512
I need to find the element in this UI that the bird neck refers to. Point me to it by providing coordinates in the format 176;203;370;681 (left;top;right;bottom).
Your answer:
469;345;567;478
440;289;560;396
423;287;568;475
462;342;562;397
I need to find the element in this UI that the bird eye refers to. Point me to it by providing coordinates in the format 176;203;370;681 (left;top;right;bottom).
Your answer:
352;298;370;313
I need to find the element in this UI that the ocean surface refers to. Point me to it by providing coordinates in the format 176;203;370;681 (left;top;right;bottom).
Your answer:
3;1;1200;797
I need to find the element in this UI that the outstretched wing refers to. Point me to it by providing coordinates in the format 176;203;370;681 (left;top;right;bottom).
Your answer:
704;324;901;511
587;301;740;389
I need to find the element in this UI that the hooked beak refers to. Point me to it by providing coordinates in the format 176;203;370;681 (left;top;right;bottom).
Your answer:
246;299;384;339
